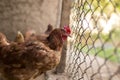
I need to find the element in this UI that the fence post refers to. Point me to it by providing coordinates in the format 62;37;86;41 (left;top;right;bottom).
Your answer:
55;0;71;73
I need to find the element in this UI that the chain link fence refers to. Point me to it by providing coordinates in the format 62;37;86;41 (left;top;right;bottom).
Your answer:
66;0;120;80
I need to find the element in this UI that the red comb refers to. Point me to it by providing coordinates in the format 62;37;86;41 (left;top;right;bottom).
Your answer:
64;25;71;34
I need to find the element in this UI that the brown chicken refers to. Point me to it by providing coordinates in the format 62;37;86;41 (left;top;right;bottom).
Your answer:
0;25;71;80
25;24;53;42
44;24;53;34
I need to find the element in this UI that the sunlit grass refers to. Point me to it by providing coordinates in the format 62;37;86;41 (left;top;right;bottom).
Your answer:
89;47;120;63
75;45;120;63
74;28;120;63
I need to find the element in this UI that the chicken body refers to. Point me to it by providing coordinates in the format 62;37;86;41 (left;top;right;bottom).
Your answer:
0;25;71;80
0;41;61;80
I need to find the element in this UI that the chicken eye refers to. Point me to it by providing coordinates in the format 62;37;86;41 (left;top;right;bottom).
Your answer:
61;29;66;33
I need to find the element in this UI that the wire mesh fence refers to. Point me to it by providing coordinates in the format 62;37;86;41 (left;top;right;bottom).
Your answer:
66;0;120;80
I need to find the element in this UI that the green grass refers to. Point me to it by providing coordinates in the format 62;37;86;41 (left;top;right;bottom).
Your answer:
74;28;120;63
75;44;120;63
90;47;120;63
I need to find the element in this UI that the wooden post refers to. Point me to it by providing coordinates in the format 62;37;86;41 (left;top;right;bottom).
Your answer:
55;0;71;73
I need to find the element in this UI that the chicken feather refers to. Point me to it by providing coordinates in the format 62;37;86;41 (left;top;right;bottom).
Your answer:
0;41;61;80
0;25;71;80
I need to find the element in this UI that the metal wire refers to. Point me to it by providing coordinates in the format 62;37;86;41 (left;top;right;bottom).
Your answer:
66;0;120;80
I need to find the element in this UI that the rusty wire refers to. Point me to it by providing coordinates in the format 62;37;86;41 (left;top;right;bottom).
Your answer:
66;0;120;80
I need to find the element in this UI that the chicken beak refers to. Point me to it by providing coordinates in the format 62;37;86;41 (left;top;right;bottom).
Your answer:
69;35;72;37
67;34;71;37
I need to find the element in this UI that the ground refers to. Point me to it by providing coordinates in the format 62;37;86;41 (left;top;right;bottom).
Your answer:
36;71;70;80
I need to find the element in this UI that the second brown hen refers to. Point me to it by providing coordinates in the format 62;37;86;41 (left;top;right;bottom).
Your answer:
25;24;53;42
